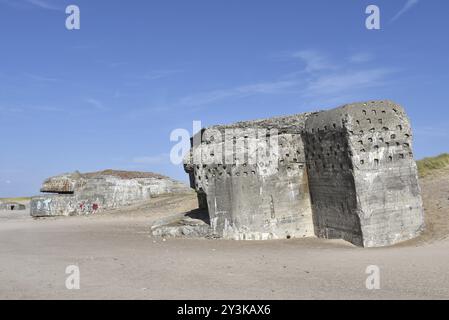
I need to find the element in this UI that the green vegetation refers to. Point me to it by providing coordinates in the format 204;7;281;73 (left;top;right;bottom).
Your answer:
417;153;449;177
0;197;31;202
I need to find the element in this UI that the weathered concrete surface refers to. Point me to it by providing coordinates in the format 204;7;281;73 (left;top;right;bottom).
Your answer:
184;114;315;240
151;208;213;238
0;202;26;211
151;216;211;238
30;170;192;217
304;101;424;247
183;100;424;247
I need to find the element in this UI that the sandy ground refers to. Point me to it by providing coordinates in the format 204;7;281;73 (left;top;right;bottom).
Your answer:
0;170;449;300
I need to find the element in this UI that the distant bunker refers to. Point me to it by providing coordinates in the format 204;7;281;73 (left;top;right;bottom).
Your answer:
167;100;425;248
0;202;26;211
30;170;191;217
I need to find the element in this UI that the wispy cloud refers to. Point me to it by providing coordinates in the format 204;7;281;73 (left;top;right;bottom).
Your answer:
303;68;394;97
85;98;108;111
179;80;298;107
391;0;420;22
98;60;129;69
0;105;24;113
26;0;60;11
123;69;185;87
139;69;184;81
291;50;335;73
124;105;173;120
0;0;62;11
178;49;393;109
24;72;60;82
348;52;374;64
0;104;64;114
132;153;170;165
285;49;397;107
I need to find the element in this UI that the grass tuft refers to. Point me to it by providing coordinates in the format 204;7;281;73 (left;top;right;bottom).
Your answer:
417;153;449;178
0;197;31;202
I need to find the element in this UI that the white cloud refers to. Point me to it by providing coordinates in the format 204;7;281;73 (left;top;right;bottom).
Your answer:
180;80;297;107
349;52;374;64
291;50;335;72
140;69;184;81
85;98;108;111
153;49;393;110
124;105;173;120
24;73;59;82
123;69;184;87
282;49;395;106
0;0;61;10
391;0;420;22
26;0;60;11
0;104;65;114
177;49;394;109
304;68;394;97
0;105;24;113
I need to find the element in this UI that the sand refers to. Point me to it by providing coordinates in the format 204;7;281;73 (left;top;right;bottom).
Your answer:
0;171;448;300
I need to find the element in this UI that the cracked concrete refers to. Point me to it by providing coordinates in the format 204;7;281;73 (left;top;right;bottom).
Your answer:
30;170;192;217
179;100;424;247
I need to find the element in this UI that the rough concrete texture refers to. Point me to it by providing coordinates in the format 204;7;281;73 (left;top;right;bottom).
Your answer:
152;216;211;238
185;113;314;240
304;101;424;247
30;170;191;217
183;100;424;247
151;207;213;238
0;202;26;211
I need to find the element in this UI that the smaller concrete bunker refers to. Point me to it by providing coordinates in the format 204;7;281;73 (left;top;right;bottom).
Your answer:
30;170;191;217
0;202;26;211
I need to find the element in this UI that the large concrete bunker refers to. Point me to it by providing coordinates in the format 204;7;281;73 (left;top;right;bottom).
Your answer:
184;100;424;247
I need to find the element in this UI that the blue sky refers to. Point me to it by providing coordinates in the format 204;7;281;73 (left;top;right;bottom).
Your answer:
0;0;448;197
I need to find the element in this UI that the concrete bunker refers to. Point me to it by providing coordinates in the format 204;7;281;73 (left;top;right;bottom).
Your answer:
30;170;192;217
184;113;314;240
0;202;26;211
182;100;425;247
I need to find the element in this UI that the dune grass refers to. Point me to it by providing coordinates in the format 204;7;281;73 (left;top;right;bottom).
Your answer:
417;153;449;178
0;197;31;202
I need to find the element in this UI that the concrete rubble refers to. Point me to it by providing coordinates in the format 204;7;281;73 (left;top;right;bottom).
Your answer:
152;100;425;247
30;170;192;217
151;206;213;238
